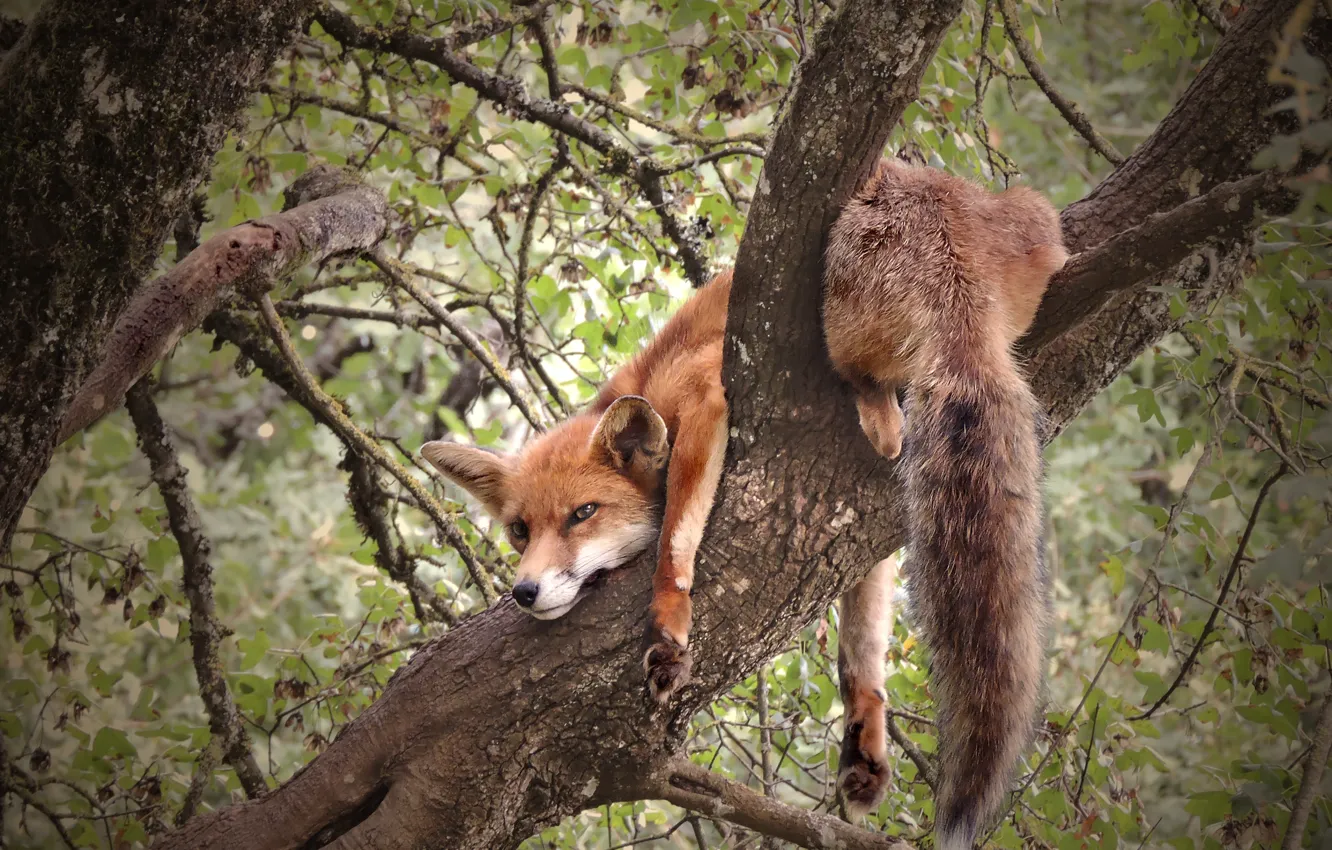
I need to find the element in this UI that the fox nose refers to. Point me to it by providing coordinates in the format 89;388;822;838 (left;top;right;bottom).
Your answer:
512;581;539;608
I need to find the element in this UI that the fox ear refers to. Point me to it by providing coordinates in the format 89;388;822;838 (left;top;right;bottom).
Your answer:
591;395;670;484
420;441;511;516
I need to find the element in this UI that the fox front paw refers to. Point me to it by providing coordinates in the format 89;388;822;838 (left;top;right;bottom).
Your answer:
838;721;889;820
642;627;692;704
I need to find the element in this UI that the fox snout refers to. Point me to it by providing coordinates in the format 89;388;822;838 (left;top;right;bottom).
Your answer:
512;580;539;609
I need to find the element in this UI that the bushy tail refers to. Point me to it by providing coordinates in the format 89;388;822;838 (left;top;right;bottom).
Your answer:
906;334;1048;850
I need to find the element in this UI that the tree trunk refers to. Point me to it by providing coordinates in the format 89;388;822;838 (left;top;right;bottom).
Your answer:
151;1;1323;849
0;0;312;554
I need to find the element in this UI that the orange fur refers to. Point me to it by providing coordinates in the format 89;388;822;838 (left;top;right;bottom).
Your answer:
838;555;899;818
823;160;1065;847
422;273;733;699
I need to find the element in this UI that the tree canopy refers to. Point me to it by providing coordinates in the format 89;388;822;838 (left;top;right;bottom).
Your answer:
1;0;1330;849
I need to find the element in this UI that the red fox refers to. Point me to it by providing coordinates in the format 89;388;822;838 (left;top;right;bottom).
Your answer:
824;159;1066;845
422;273;730;700
421;160;1065;847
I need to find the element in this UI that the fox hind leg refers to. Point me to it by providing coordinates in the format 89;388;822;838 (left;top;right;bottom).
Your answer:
837;554;899;818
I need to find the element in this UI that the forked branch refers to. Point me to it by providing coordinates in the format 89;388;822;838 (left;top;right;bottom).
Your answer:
58;166;388;443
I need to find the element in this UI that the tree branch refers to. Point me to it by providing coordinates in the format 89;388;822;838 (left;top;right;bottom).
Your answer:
108;2;1332;849
341;450;458;626
0;0;315;554
202;309;497;607
124;379;268;799
312;4;713;286
1129;464;1286;721
629;758;912;850
1027;0;1326;430
155;0;963;845
249;293;500;605
1280;692;1332;850
998;0;1125;165
367;249;549;431
1024;170;1282;350
58;166;388;443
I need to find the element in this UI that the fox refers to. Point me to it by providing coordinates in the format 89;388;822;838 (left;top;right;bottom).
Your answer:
421;272;731;701
420;159;1065;849
823;158;1066;846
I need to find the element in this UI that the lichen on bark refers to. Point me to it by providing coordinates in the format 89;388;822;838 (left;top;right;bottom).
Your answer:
0;0;316;554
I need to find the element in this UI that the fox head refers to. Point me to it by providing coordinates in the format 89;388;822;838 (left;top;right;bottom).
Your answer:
421;395;669;619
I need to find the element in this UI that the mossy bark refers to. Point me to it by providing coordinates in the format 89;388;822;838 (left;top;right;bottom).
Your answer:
0;0;313;553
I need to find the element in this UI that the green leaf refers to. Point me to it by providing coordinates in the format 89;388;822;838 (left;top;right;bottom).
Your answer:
237;630;270;671
92;726;136;760
1100;555;1126;594
1137;617;1170;654
1185;790;1232;825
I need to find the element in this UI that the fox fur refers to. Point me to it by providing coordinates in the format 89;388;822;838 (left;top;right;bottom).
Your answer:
421;159;1064;843
422;272;731;701
823;159;1066;846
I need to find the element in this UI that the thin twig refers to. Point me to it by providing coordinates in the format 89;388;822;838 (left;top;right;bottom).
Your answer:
125;379;268;798
1131;464;1287;720
514;157;572;416
249;293;499;604
369;249;549;432
886;715;937;789
998;0;1124;165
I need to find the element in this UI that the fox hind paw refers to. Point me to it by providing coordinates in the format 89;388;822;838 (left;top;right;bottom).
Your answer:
838;724;888;820
642;630;692;704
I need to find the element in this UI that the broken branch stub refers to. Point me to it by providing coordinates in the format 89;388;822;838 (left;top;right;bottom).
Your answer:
57;165;387;443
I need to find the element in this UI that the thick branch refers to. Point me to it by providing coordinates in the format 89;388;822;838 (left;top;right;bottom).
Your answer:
148;2;1323;850
1028;0;1327;429
59;166;388;443
124;379;268;799
630;759;911;850
0;0;314;553
1024;171;1281;350
155;0;960;846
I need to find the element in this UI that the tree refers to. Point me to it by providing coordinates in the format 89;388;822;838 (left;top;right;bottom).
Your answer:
2;0;1330;848
0;0;316;554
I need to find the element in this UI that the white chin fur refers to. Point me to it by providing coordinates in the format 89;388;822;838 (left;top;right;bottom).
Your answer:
526;599;578;620
521;523;658;619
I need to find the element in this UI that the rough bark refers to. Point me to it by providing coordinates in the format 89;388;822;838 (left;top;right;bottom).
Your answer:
58;166;388;442
1026;171;1282;351
1025;0;1330;428
124;380;269;801
147;1;1324;848
0;0;313;554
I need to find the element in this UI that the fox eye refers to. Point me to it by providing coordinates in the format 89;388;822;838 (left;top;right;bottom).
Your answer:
508;520;528;541
571;503;598;523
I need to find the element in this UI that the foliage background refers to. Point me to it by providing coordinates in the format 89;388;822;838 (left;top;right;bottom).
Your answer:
3;0;1330;847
